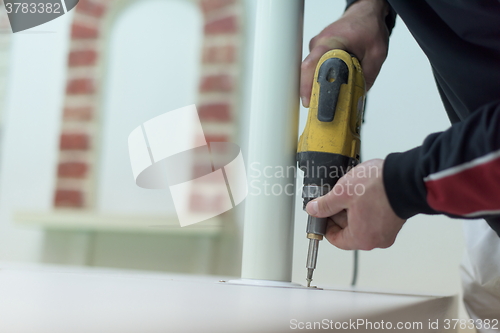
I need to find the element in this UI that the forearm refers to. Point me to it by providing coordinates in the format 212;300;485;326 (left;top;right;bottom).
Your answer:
346;0;390;18
345;0;397;34
384;101;500;220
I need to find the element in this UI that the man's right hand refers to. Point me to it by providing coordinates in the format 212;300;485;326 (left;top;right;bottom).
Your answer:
300;0;391;107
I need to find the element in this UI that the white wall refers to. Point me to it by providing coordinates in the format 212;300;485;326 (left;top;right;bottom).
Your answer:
97;0;202;215
0;12;73;261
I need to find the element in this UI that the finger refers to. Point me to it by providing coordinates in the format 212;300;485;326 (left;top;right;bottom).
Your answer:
305;185;348;218
325;226;356;251
330;210;348;229
360;59;380;91
359;46;387;91
326;218;342;235
300;45;331;108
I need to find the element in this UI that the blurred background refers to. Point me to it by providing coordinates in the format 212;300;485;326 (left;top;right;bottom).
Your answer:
0;0;476;319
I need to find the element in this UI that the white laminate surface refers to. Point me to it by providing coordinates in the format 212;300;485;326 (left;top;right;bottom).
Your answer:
0;263;457;333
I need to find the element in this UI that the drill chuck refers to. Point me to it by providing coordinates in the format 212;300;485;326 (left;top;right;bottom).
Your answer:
306;216;327;238
303;186;329;288
302;185;329;238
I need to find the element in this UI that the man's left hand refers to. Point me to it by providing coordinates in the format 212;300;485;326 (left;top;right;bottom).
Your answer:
305;159;406;250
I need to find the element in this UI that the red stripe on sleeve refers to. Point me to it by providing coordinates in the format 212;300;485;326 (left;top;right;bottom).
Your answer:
425;157;500;216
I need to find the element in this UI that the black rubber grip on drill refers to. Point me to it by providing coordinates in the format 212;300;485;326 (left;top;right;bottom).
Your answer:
317;58;349;122
306;216;328;236
297;151;358;189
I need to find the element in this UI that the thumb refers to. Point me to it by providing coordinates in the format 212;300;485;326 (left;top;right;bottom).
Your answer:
305;190;346;218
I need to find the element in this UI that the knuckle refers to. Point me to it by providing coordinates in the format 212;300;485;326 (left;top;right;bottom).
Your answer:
379;235;396;249
359;242;375;251
329;183;348;200
361;233;383;250
318;197;333;214
308;36;317;51
301;58;314;70
359;245;373;251
314;42;334;54
325;199;337;215
370;44;388;62
334;21;359;45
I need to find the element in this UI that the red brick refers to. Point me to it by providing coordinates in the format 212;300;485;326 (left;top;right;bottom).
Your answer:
200;0;235;13
60;133;89;150
200;75;233;92
54;189;84;208
207;135;230;154
204;16;238;34
58;162;88;178
75;0;106;17
67;78;94;94
203;45;236;63
198;103;231;121
206;135;229;154
71;23;98;39
69;49;97;66
206;134;228;143
63;107;93;121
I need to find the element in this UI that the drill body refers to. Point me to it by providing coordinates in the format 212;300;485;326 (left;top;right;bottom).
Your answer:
297;50;366;287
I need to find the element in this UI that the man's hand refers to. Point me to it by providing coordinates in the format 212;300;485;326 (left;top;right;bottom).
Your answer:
305;159;406;250
300;0;390;107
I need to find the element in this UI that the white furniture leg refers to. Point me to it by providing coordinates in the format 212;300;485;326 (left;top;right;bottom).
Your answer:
241;0;304;282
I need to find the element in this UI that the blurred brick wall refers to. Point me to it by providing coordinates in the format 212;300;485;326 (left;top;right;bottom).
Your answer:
189;0;242;214
54;0;243;212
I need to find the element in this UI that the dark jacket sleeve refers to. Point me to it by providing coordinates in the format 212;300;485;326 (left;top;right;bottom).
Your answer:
383;101;500;234
346;0;397;34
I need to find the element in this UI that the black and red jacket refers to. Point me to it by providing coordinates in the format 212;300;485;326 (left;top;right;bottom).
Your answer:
346;0;500;236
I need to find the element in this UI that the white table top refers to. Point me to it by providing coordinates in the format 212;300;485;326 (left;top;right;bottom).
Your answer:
0;263;456;333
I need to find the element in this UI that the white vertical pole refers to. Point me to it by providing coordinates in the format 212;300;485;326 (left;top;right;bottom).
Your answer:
241;0;304;282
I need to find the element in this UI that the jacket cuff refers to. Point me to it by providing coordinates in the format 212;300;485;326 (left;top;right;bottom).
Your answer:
383;147;438;219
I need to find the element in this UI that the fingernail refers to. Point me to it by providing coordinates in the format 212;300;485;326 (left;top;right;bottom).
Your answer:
302;97;309;108
306;200;318;216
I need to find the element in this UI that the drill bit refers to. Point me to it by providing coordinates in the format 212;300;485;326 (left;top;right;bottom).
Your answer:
306;268;314;287
306;238;319;287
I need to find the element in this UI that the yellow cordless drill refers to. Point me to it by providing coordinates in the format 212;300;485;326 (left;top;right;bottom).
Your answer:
297;50;366;287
